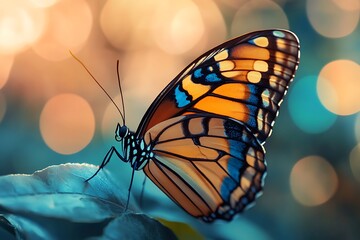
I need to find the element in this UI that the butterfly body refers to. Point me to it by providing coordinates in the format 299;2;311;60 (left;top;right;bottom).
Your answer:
97;29;300;222
114;125;153;170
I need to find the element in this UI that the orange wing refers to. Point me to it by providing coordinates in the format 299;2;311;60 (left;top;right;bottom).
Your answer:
136;30;300;143
143;114;266;222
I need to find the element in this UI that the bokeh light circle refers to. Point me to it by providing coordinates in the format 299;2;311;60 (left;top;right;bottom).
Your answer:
332;0;360;11
40;93;95;155
317;60;360;115
288;76;337;134
100;0;156;51
152;0;204;54
231;0;289;36
306;0;359;38
290;156;338;206
100;0;225;54
350;144;360;183
28;0;58;8
121;49;183;104
0;0;46;55
32;0;93;61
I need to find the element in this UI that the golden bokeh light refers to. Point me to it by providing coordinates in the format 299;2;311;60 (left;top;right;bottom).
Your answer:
350;144;360;183
122;50;183;103
32;0;92;61
0;0;46;55
101;97;120;141
28;0;58;8
100;0;158;51
306;0;359;38
0;93;6;123
317;60;360;116
231;0;289;36
332;0;360;12
180;0;227;56
290;156;338;207
152;0;204;54
215;0;248;8
0;55;14;89
40;93;95;155
100;0;226;55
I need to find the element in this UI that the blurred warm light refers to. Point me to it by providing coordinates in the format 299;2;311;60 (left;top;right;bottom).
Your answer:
100;0;226;55
290;156;338;207
152;0;204;54
355;114;360;143
317;60;360;115
216;0;248;8
122;50;183;104
28;0;58;8
100;0;157;51
0;55;14;89
0;0;46;55
350;144;360;183
288;76;336;134
332;0;360;12
32;0;92;61
0;93;6;123
181;0;226;56
101;95;123;140
231;0;289;36
306;0;359;38
40;93;95;155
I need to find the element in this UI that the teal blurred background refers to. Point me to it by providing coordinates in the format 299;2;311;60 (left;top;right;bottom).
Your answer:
0;0;359;239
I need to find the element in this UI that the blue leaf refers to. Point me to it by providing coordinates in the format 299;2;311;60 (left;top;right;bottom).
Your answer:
0;163;176;240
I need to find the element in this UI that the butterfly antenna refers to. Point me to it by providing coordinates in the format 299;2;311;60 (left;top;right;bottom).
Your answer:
69;51;125;120
116;60;126;125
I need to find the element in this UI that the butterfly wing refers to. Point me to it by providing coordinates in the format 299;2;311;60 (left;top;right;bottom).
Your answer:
143;114;266;222
136;29;300;143
136;29;299;221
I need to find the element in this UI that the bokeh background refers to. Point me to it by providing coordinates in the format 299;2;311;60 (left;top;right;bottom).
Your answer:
0;0;359;239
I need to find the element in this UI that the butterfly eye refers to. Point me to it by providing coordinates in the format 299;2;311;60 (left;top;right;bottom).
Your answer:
115;123;128;141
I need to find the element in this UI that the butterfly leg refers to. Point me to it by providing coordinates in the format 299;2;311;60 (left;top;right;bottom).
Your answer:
86;146;124;182
139;175;147;208
124;167;136;211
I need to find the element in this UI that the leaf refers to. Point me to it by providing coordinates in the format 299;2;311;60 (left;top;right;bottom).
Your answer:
0;163;176;240
91;213;177;240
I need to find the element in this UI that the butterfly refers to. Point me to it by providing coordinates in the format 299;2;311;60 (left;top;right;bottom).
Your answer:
86;29;300;222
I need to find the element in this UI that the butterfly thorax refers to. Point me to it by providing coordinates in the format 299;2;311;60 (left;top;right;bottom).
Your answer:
116;125;154;170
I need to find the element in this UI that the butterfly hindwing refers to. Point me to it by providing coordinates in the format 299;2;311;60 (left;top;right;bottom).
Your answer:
143;114;266;222
137;30;300;143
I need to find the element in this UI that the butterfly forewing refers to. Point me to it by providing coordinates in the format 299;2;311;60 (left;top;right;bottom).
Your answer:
136;30;300;143
143;115;266;222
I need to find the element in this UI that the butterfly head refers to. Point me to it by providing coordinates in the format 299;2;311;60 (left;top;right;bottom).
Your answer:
115;123;129;141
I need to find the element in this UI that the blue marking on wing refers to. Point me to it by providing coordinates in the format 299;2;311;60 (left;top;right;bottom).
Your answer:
174;85;190;107
220;148;246;200
247;105;258;127
227;156;244;181
248;39;256;45
193;69;203;78
228;139;246;157
273;30;285;38
220;177;237;201
206;73;222;83
247;84;259;105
